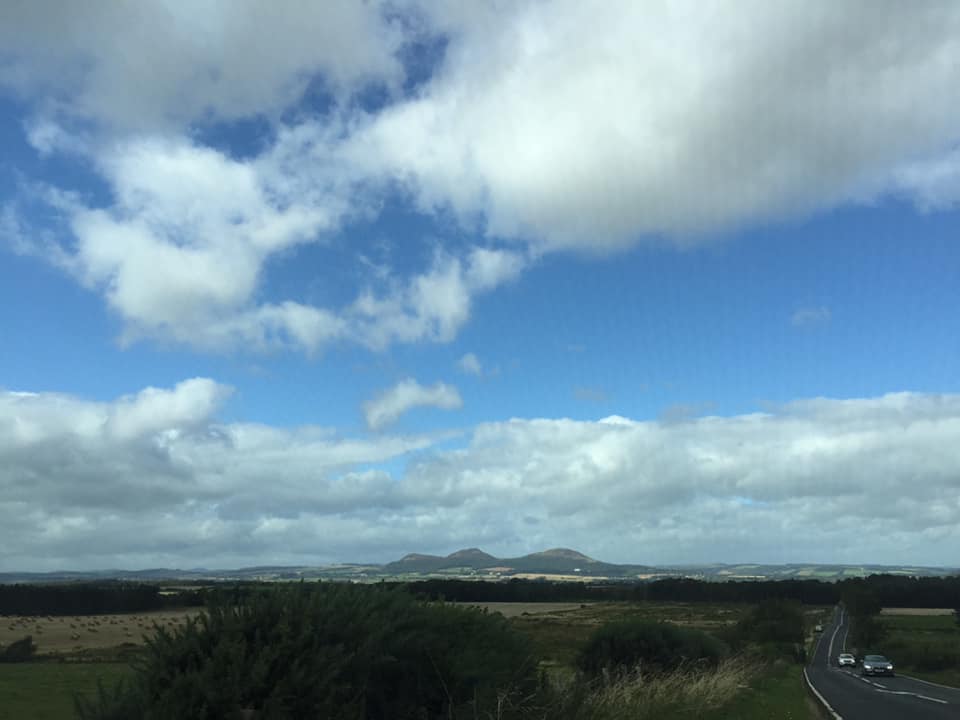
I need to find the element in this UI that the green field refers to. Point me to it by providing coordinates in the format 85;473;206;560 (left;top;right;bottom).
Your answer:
881;613;960;687
0;663;131;720
508;601;749;671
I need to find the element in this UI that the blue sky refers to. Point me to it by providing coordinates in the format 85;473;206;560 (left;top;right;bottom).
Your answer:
2;1;960;570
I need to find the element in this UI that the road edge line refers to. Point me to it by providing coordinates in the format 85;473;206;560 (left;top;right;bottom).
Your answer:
898;673;960;692
804;668;844;720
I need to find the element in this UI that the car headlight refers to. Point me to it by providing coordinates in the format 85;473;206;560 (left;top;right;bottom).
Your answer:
864;664;873;669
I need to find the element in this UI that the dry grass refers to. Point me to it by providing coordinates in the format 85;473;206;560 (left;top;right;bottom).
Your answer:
880;607;955;616
0;610;197;655
552;657;756;720
457;602;591;618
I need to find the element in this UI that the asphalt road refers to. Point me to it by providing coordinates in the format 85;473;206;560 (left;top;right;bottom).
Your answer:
805;606;960;719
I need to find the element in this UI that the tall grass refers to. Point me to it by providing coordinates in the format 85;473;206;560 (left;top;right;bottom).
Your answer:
544;656;756;720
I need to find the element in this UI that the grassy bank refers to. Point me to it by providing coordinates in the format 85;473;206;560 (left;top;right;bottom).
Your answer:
701;662;814;720
0;662;131;720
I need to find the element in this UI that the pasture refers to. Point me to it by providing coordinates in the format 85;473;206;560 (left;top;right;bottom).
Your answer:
1;610;195;656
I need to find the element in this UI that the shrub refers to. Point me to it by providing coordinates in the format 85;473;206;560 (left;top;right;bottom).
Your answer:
0;635;37;662
577;620;727;677
77;583;538;720
882;636;960;673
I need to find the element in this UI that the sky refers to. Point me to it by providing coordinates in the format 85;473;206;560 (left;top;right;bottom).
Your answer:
1;1;959;571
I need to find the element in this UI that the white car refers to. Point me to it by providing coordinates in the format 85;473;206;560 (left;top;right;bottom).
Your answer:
837;653;856;668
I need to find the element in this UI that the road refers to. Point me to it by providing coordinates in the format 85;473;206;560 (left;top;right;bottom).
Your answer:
805;606;960;719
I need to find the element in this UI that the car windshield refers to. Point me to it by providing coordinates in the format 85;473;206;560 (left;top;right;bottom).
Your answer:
865;656;888;662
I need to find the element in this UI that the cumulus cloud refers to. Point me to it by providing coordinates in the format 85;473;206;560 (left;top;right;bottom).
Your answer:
0;1;403;130
364;378;463;430
2;383;959;569
6;1;960;354
0;380;442;569
14;132;526;352
351;1;960;249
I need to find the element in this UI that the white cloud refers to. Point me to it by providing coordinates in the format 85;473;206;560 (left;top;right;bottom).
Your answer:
352;1;960;250
2;384;960;569
895;148;960;211
7;1;960;355
458;353;483;376
364;378;463;430
0;2;403;130
348;246;527;350
18;133;526;353
792;306;832;327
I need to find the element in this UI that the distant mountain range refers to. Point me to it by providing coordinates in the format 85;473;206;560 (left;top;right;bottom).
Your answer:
383;547;655;576
2;548;957;584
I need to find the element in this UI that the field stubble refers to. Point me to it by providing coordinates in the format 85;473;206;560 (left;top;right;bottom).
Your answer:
1;609;195;656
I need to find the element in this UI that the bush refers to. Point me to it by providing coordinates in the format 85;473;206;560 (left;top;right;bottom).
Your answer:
733;600;806;662
737;600;804;646
577;620;727;677
883;636;960;673
0;635;37;662
76;583;538;720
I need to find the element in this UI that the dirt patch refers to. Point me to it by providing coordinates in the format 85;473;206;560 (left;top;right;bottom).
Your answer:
880;607;955;616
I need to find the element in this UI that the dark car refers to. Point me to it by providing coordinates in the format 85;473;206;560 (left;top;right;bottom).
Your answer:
861;654;894;676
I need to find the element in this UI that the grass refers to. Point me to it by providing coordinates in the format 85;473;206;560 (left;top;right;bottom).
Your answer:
507;601;818;718
700;661;814;720
507;601;749;672
0;610;194;655
0;600;827;718
879;612;960;688
0;662;131;720
548;656;760;720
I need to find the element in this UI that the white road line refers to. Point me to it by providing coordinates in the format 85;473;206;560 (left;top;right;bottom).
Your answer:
827;608;843;662
804;668;844;720
876;689;948;705
899;673;960;692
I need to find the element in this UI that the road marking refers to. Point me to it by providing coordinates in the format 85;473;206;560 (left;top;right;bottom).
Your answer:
827;607;843;662
804;668;844;720
876;689;948;705
899;673;960;692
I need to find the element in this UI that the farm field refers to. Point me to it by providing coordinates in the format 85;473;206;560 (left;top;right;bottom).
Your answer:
1;609;196;656
0;600;827;719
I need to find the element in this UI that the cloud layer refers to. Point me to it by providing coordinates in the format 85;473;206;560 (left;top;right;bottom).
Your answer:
2;382;958;569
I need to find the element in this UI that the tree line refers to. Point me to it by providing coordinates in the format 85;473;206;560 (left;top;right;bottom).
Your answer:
0;582;205;615
1;573;958;616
